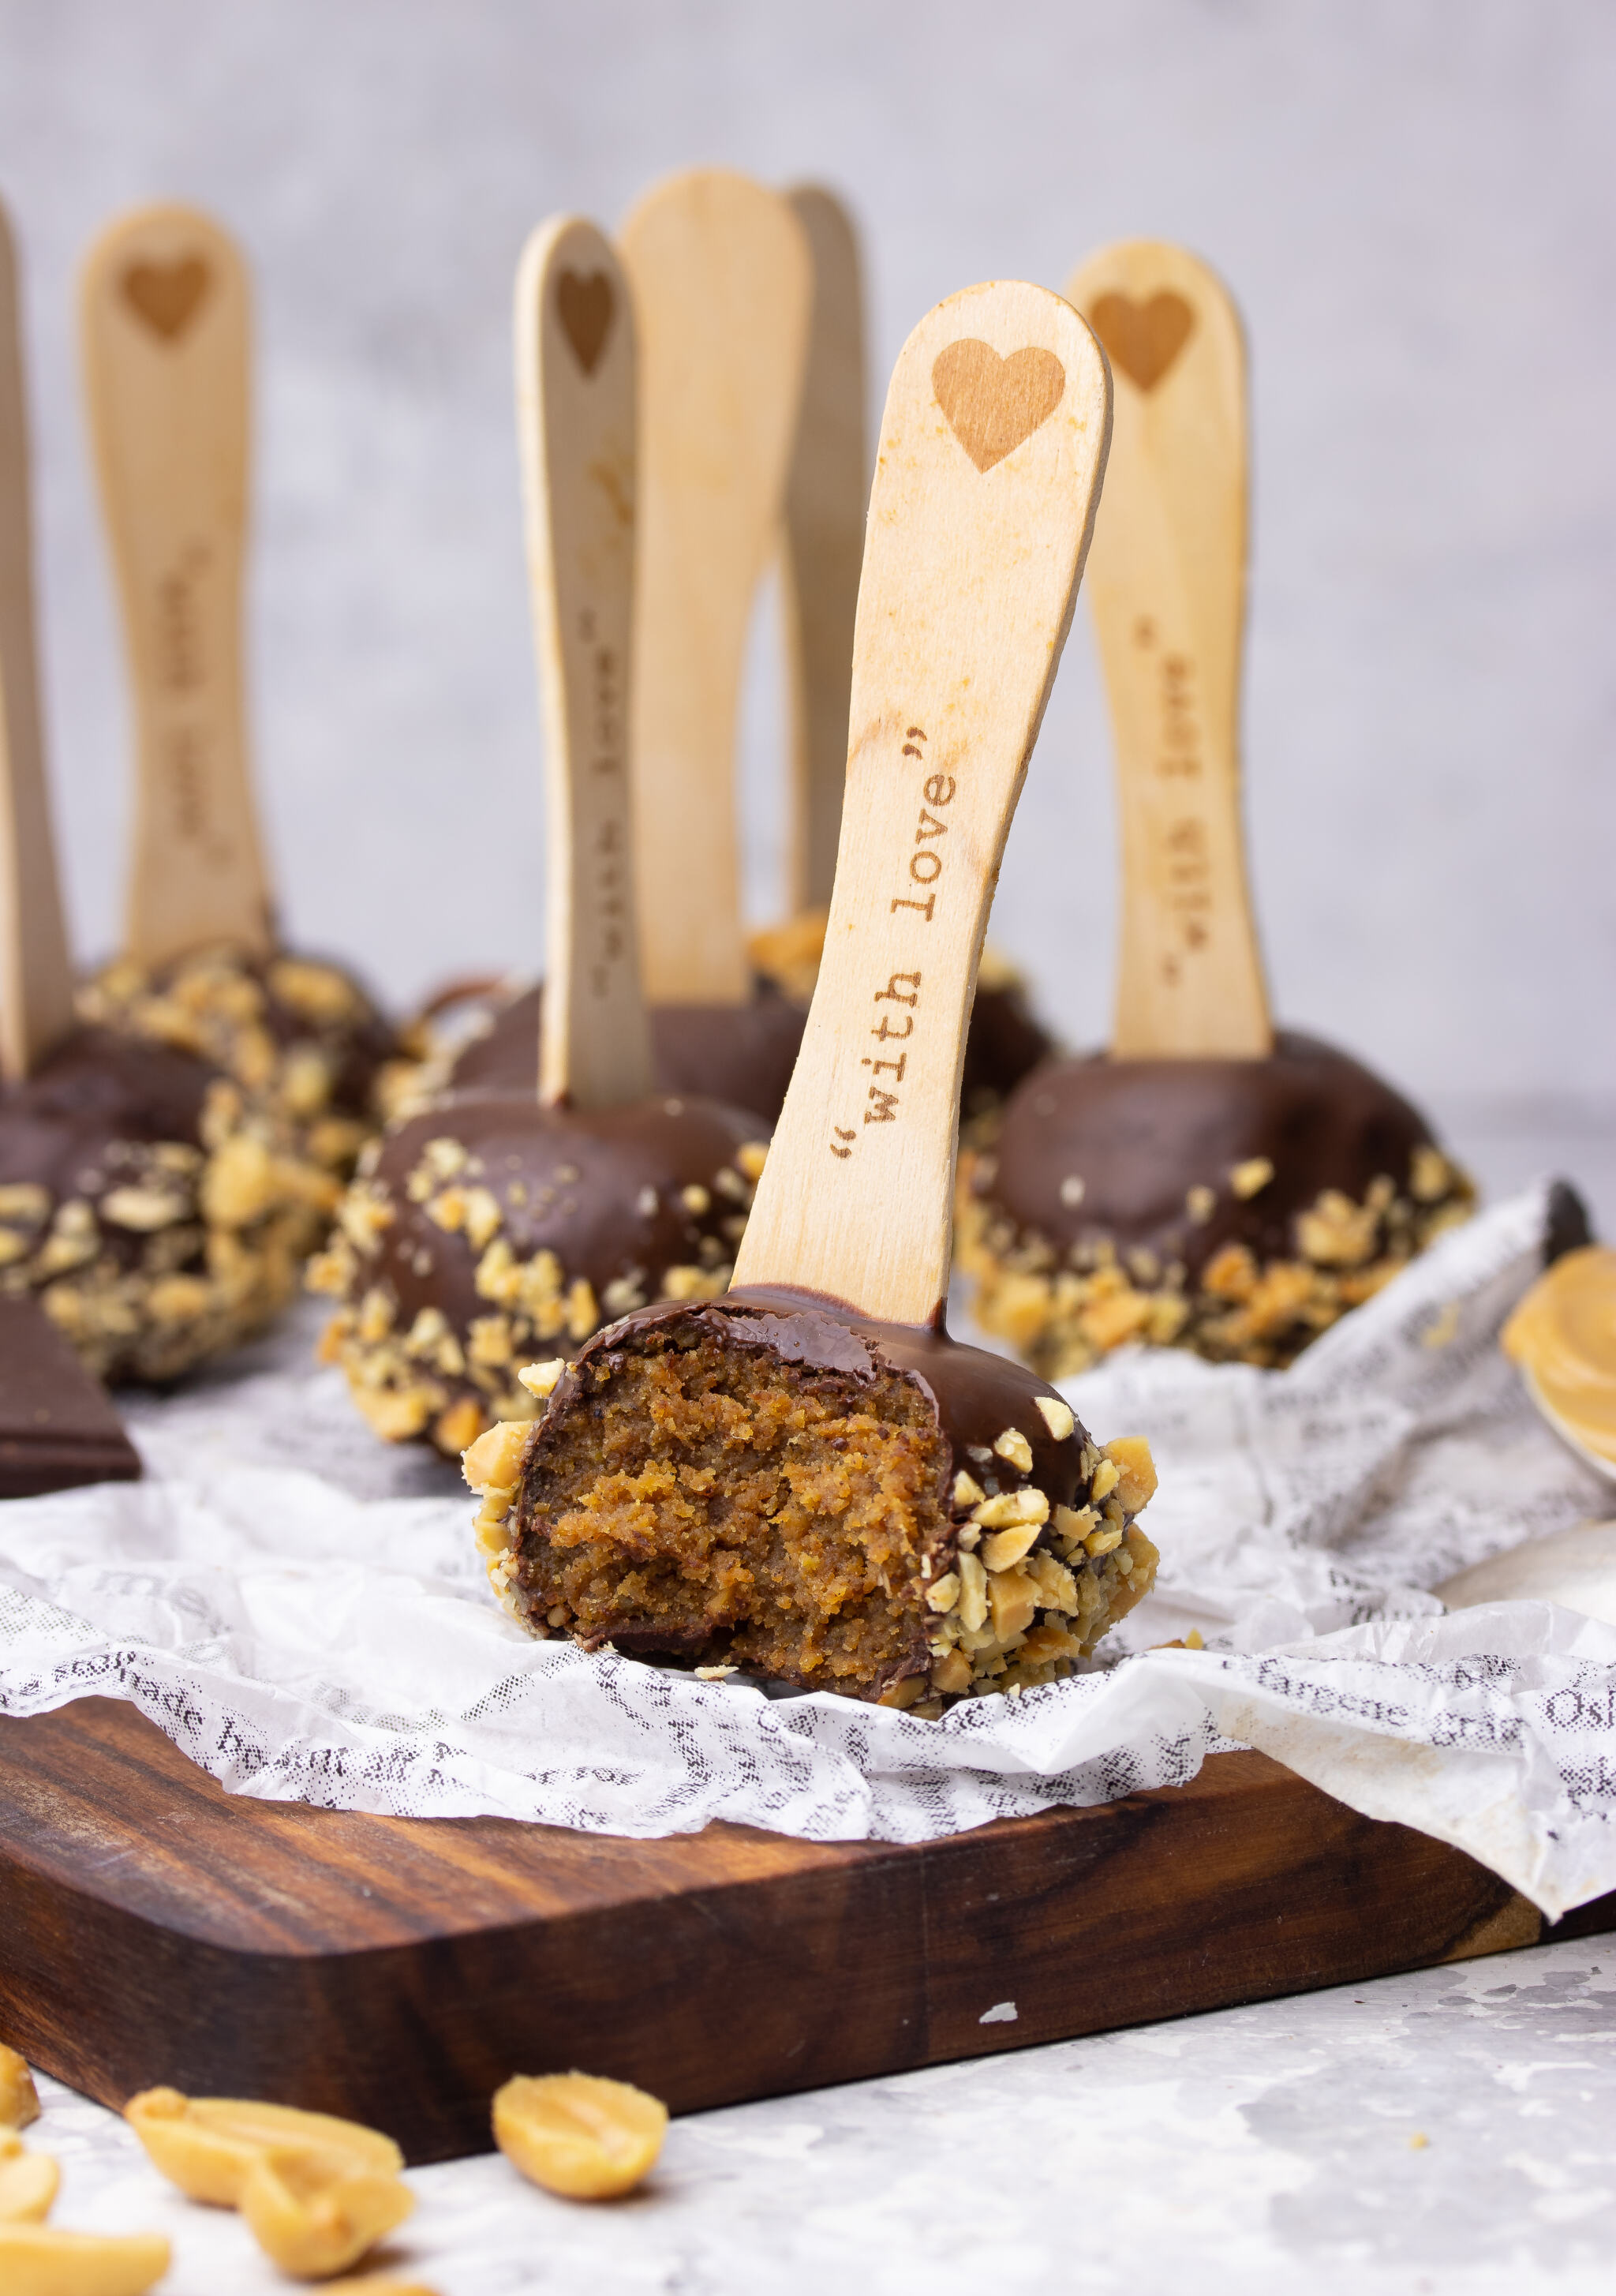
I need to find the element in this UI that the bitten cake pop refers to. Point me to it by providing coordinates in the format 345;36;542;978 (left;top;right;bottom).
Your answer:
432;170;814;1129
746;183;1056;1129
466;279;1158;1711
959;242;1472;1377
312;219;769;1455
72;204;406;1183
0;200;321;1381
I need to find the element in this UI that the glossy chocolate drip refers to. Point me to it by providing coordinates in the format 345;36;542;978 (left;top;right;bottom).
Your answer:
979;1030;1440;1279
363;1094;766;1343
448;981;806;1128
551;1284;1089;1505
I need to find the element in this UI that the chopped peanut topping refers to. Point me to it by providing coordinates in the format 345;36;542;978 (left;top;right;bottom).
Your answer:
1034;1395;1075;1442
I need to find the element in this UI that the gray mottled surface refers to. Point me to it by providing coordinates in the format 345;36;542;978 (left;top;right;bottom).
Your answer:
0;0;1612;1107
26;1935;1616;2292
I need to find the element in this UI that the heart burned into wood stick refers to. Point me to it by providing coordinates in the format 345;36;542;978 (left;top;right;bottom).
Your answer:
556;268;613;375
930;338;1066;472
120;255;211;343
1087;289;1195;394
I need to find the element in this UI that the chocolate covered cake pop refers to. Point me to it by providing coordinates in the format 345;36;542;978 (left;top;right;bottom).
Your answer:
77;203;407;1186
314;219;770;1456
466;275;1151;1709
0;1026;328;1381
467;1290;1156;1706
959;1033;1471;1376
0;200;325;1384
960;241;1473;1376
79;946;407;1178
312;1096;767;1452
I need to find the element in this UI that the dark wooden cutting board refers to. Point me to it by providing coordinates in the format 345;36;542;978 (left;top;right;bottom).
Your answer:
1;1697;1610;2164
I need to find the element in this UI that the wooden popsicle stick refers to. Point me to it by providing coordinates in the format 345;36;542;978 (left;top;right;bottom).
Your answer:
0;199;76;1079
780;184;867;916
734;284;1111;1324
618;169;811;1003
80;203;274;968
1065;241;1272;1058
514;216;652;1111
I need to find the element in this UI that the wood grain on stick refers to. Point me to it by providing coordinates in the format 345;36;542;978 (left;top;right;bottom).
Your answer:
781;185;867;916
80;203;273;968
0;200;75;1078
618;170;811;1002
516;217;651;1111
1066;241;1271;1058
735;283;1111;1324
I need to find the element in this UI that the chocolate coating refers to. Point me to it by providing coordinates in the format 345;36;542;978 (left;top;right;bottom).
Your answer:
0;1025;320;1382
372;1096;765;1341
982;1031;1438;1281
0;1027;211;1278
316;1091;772;1452
961;1028;1476;1375
447;981;806;1128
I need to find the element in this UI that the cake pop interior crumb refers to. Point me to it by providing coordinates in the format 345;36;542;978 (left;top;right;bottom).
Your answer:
511;1328;948;1695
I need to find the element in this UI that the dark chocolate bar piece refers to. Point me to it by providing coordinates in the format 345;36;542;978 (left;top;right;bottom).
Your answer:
0;1293;141;1496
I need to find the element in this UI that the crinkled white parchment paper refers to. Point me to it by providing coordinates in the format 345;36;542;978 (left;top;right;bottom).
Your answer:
2;1184;1614;1916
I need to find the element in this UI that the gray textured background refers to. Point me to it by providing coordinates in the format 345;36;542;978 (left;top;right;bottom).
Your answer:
2;1;1613;1191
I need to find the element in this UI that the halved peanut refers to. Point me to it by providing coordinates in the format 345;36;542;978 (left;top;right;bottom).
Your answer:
0;2045;40;2130
0;2224;170;2295
239;2146;414;2279
492;2071;667;2200
0;2143;59;2223
124;2088;401;2207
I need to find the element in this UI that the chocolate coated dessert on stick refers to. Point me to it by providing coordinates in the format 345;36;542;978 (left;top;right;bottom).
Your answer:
440;170;814;1128
959;242;1471;1376
74;204;403;1180
0;197;323;1382
313;219;768;1455
466;279;1159;1710
747;184;1055;1129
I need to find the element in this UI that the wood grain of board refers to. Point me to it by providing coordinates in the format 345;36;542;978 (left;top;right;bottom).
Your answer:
80;203;274;968
0;1699;1603;2165
618;170;811;1004
515;215;652;1111
1066;241;1272;1058
734;280;1110;1324
0;198;76;1078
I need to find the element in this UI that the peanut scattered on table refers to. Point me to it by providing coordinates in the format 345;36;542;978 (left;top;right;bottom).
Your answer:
0;2223;170;2296
124;2087;402;2206
492;2071;668;2200
239;2146;415;2279
0;2136;60;2223
0;2044;41;2130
